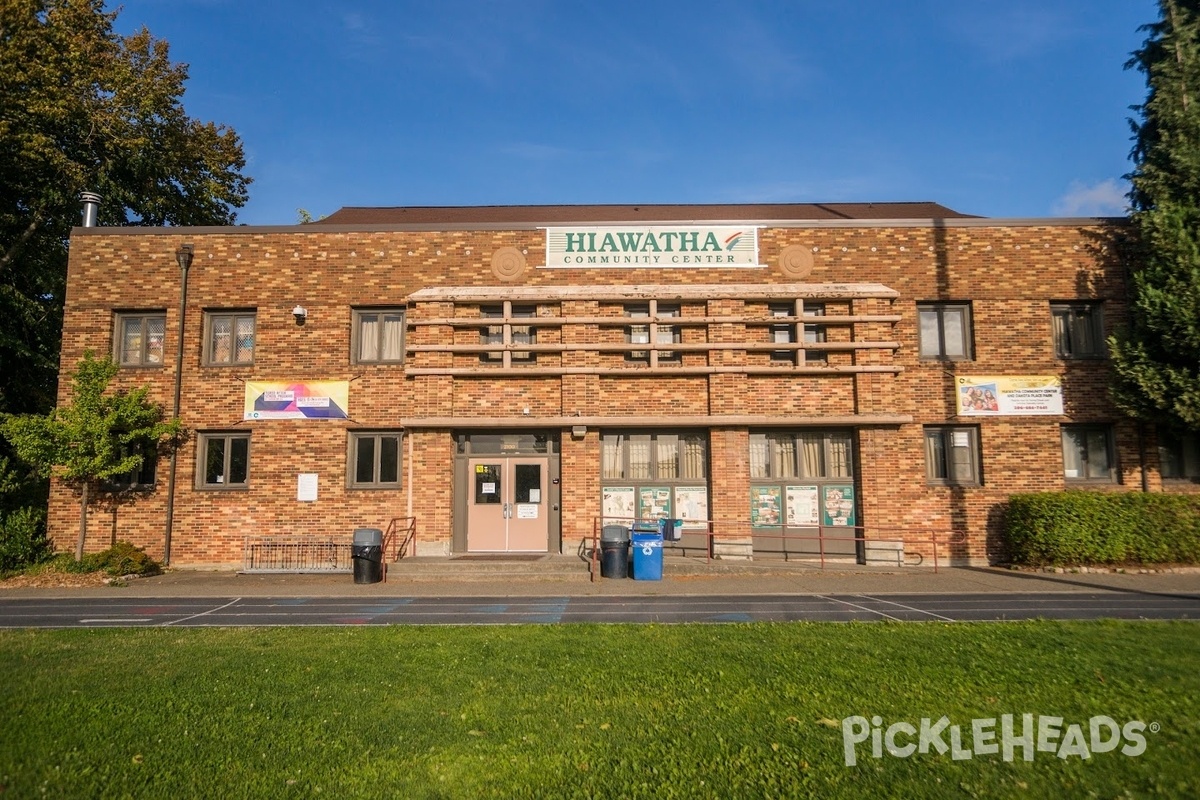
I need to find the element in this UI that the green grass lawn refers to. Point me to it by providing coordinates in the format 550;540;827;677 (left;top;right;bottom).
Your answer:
1;621;1196;799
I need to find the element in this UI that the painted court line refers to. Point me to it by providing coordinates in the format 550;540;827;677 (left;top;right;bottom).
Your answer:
80;618;153;624
160;597;243;627
854;595;956;622
813;595;901;621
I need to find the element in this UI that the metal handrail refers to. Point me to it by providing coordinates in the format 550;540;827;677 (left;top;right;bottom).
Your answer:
589;517;968;575
382;516;418;562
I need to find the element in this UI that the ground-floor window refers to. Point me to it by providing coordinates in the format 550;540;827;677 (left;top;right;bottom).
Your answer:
923;425;981;486
601;431;708;525
197;432;250;489
749;430;857;554
348;431;402;489
1158;428;1200;480
1061;424;1115;482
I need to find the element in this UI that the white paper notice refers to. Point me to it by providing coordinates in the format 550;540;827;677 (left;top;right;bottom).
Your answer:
297;473;318;502
516;504;538;519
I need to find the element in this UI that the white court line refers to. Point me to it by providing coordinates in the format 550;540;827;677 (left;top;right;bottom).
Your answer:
855;595;956;622
813;595;901;621
161;597;243;627
80;618;153;624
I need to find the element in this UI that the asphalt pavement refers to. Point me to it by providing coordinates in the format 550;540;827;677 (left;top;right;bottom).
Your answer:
1;557;1197;627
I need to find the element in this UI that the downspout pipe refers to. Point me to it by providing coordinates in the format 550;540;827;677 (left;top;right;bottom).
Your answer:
163;244;193;565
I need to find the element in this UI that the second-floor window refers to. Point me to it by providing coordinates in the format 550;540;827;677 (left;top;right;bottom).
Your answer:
353;308;406;364
1051;302;1104;358
204;311;256;366
481;305;535;364
627;303;680;362
918;302;972;360
115;312;166;367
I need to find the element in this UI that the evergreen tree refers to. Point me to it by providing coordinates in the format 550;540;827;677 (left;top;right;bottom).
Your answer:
1110;0;1200;429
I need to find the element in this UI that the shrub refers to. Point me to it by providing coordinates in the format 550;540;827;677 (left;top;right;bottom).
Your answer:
0;506;50;571
80;541;162;577
1006;492;1200;566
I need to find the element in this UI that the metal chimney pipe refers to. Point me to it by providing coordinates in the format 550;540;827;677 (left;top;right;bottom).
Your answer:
80;192;101;227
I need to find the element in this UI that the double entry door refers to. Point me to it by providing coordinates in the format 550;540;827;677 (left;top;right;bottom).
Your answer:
466;457;549;552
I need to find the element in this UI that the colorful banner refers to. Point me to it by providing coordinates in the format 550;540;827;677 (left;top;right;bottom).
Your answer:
244;381;349;420
955;376;1063;416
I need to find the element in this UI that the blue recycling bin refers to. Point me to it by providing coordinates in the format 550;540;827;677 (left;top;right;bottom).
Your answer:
631;532;664;581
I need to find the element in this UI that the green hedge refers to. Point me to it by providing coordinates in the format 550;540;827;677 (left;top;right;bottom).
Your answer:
1005;492;1200;566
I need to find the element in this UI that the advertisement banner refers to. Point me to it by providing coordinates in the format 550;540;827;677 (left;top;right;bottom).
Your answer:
244;381;350;420
785;485;820;527
674;486;709;529
955;376;1064;416
750;485;783;527
544;226;760;268
821;485;856;527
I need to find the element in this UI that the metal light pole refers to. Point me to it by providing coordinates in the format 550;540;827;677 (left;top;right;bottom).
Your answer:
163;244;192;565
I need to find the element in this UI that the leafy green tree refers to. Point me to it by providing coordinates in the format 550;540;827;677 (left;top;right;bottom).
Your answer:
1110;0;1200;429
1;353;182;561
0;0;251;422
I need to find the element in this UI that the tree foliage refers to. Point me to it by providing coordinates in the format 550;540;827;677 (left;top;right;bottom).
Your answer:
1110;0;1200;430
0;0;251;421
0;353;182;560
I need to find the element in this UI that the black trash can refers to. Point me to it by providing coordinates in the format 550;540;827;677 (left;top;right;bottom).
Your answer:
599;524;630;579
352;527;384;584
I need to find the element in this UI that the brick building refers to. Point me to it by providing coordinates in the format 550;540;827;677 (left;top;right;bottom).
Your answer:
51;202;1195;568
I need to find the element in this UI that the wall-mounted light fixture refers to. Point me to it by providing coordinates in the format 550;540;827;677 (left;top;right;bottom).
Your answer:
571;425;587;439
292;305;307;325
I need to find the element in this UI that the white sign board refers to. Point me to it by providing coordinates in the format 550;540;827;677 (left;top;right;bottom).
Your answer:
544;226;760;268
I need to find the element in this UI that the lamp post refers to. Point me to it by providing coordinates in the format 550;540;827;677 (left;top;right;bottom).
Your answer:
163;244;192;565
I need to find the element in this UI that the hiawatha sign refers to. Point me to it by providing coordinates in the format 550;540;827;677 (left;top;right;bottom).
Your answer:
543;225;760;268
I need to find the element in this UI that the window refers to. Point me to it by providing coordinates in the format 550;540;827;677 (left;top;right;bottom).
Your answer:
1051;302;1105;359
749;431;853;479
204;311;256;366
349;432;402;488
769;302;825;364
918;303;972;360
103;442;158;491
804;303;828;364
1159;429;1200;480
480;304;535;364
924;426;981;486
115;313;166;367
353;308;405;363
198;433;250;488
1062;425;1115;481
602;433;707;480
769;303;795;362
627;303;680;362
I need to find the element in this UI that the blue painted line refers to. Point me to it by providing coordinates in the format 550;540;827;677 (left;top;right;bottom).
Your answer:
470;604;509;614
523;599;569;623
360;600;412;614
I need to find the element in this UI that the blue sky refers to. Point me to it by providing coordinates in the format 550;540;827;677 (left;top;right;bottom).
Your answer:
113;1;1157;225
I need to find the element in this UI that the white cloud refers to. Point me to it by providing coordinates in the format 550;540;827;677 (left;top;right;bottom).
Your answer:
1052;179;1129;217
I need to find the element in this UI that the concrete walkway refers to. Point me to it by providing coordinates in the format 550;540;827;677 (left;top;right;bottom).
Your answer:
4;556;1198;599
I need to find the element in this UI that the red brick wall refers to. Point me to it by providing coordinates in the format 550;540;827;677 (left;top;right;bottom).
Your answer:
50;219;1158;566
